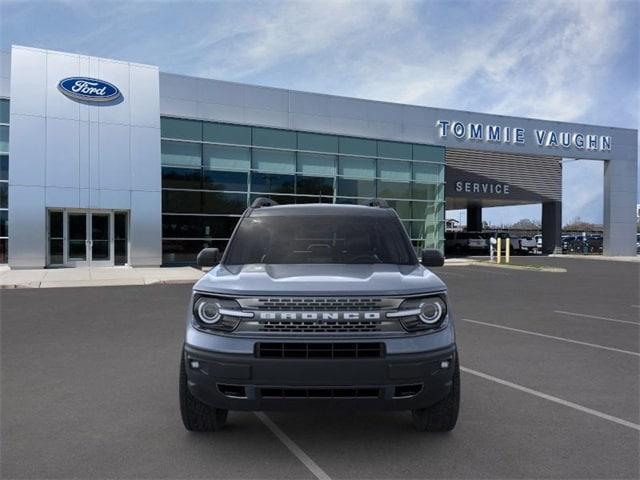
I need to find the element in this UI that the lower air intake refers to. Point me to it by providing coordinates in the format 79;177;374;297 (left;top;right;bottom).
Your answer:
256;342;384;359
260;387;381;398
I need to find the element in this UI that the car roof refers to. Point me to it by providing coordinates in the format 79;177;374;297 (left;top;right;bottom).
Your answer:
247;203;396;217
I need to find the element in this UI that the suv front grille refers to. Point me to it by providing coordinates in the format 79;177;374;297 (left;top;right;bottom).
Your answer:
239;297;389;311
256;342;385;359
259;319;381;333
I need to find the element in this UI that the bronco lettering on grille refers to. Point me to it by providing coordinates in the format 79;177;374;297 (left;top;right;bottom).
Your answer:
257;312;381;321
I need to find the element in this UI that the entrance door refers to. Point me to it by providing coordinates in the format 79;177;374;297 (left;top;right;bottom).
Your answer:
49;210;129;267
90;213;112;266
66;213;89;266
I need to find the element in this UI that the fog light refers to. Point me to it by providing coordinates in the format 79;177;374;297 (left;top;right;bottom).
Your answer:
440;360;450;369
189;360;200;369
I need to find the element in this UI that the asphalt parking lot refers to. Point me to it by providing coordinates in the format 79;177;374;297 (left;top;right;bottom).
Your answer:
1;257;639;479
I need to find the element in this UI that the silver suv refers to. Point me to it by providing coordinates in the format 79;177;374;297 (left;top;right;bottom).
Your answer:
179;199;459;432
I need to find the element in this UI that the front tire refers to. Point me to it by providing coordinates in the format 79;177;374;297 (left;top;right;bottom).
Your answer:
179;351;228;431
411;359;460;432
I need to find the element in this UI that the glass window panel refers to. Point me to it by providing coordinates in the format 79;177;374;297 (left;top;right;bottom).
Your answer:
0;99;9;124
0;210;7;237
0;155;7;181
337;178;376;198
413;163;443;183
338;156;375;179
252;149;295;174
162;190;202;213
297;153;336;176
163;215;239;238
48;211;63;238
161;140;201;167
203;122;251;145
250;194;296;205
251;172;295;194
162;167;202;189
202;192;247;214
161;117;201;141
203;145;250;171
206;216;240;238
294;196;333;204
163;215;202;238
377;180;411;199
385;200;411;219
0;182;6;208
412;221;431;239
296;176;334;196
162;239;228;265
378;160;411;181
48;239;62;265
412;201;433;220
0;126;8;153
413;144;445;163
114;213;128;266
202;170;247;191
297;132;339;153
68;214;87;260
412;182;438;201
252;127;296;149
339;137;376;157
378;140;411;160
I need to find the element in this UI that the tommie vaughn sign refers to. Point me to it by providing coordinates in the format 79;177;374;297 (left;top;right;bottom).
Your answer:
436;120;612;152
58;77;121;102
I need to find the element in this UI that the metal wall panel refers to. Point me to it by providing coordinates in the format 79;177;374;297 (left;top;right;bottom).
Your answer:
445;148;562;204
9;46;161;267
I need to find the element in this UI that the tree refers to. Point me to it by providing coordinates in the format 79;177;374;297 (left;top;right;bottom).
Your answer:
509;218;540;230
563;216;602;232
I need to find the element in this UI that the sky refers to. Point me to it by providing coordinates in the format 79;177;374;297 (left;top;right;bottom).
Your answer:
1;0;638;226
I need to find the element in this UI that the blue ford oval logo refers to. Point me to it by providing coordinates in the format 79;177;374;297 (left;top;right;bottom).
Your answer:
58;77;121;102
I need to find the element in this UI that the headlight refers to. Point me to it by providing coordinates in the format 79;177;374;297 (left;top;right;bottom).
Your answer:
386;295;448;331
418;298;445;324
195;298;221;324
192;294;253;331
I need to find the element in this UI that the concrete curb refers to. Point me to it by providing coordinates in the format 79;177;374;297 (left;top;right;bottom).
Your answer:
470;261;567;273
0;266;205;289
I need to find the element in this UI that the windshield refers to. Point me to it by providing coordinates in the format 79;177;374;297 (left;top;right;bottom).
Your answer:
223;214;417;265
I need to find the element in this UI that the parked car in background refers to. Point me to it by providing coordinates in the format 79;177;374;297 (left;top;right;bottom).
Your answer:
445;231;487;255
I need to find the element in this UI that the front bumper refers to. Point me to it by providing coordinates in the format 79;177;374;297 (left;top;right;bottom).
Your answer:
183;342;457;411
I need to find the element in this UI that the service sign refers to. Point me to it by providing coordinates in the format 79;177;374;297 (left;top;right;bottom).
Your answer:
58;77;121;102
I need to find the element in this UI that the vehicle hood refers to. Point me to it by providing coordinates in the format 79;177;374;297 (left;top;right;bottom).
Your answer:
194;264;446;296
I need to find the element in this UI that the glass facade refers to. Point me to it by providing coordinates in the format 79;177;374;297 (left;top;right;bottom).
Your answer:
160;117;445;265
0;99;8;263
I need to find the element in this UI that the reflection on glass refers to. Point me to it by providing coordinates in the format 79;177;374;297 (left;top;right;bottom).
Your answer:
115;213;128;265
68;214;86;260
91;214;110;261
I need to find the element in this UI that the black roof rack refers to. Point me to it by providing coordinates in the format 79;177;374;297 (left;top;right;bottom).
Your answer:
250;197;279;208
365;198;389;208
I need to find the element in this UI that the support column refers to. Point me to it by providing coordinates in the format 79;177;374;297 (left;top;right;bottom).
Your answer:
542;201;562;254
603;154;637;256
467;205;482;232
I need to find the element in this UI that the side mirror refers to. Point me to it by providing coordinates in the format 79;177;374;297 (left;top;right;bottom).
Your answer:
421;249;444;267
197;248;221;267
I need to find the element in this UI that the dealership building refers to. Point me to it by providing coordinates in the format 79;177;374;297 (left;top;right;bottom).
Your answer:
0;45;637;268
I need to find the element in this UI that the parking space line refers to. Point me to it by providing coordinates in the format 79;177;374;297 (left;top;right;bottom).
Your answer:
461;367;640;431
255;412;331;480
461;318;640;357
554;310;639;326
